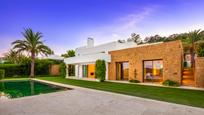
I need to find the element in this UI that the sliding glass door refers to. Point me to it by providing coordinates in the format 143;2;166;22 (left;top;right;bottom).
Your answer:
82;65;88;78
116;62;129;80
143;60;163;83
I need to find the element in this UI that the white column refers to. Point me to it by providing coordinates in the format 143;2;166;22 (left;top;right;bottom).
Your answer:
75;65;78;78
105;62;108;80
78;65;83;78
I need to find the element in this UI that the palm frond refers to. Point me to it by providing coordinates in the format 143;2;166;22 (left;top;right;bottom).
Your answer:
12;28;52;57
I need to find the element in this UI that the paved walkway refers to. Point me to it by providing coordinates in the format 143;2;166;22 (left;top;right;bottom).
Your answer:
1;81;204;115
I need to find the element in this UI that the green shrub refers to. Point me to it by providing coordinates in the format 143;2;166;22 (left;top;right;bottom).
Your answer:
0;59;64;78
35;59;54;75
60;62;66;78
0;69;5;80
95;60;106;82
0;64;27;77
183;61;187;68
162;80;179;87
129;79;140;83
196;42;204;57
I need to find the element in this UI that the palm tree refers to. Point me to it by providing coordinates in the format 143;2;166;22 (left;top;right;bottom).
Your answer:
4;49;29;64
61;50;75;58
4;50;19;64
183;29;204;68
12;28;53;78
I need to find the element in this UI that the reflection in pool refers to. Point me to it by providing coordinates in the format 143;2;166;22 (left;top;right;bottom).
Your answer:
0;80;68;98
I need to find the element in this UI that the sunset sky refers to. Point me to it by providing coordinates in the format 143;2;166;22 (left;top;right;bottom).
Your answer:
1;0;204;56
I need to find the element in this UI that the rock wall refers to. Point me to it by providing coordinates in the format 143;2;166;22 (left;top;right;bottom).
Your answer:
108;40;183;83
195;57;204;88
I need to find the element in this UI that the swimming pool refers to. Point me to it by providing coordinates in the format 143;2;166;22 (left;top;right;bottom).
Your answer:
0;80;68;99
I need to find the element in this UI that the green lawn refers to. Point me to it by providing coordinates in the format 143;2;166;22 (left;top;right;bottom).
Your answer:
38;77;204;108
0;77;29;81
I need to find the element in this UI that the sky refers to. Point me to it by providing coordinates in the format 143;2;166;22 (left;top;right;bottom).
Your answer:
0;0;204;56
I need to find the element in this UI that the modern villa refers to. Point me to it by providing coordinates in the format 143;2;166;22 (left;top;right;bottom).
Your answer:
64;38;137;79
64;38;189;84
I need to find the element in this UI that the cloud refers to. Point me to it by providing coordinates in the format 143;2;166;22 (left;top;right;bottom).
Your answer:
85;6;157;44
115;7;153;32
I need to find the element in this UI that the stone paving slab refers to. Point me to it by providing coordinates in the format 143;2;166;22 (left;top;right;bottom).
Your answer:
0;80;204;115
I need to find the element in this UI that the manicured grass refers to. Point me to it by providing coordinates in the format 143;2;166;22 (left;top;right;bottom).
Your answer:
0;77;29;81
38;77;204;108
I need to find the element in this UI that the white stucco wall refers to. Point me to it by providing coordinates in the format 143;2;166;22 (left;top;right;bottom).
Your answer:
75;41;137;56
75;65;78;77
78;65;83;78
65;39;139;79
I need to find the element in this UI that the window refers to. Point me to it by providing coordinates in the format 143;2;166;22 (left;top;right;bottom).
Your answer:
143;60;163;83
82;65;88;77
116;62;129;80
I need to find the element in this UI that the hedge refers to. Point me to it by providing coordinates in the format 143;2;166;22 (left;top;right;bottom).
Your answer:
0;64;28;77
0;69;5;79
0;59;64;78
60;62;66;78
95;60;106;82
34;59;54;75
196;42;204;57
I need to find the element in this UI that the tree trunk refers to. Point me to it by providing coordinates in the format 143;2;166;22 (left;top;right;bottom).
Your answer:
30;52;35;78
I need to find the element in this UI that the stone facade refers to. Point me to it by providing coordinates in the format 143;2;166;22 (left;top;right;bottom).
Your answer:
108;40;183;84
195;57;204;88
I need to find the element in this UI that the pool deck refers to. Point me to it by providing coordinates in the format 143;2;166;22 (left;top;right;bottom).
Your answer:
0;79;204;115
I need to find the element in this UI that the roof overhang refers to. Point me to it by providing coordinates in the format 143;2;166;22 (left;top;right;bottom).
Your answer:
64;53;111;64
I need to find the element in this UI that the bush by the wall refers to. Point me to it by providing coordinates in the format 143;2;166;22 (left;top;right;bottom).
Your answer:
129;79;140;83
162;80;179;87
35;59;54;75
196;42;204;57
0;69;5;80
0;59;63;77
0;64;27;77
95;60;106;82
60;62;66;78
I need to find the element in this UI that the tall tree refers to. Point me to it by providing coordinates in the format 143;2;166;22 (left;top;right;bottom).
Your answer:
144;35;166;43
4;49;30;64
12;28;53;77
183;29;204;68
127;33;141;44
4;50;19;64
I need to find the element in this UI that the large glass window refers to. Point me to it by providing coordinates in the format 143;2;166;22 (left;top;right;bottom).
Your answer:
116;62;129;80
143;60;163;83
82;65;88;77
68;65;75;76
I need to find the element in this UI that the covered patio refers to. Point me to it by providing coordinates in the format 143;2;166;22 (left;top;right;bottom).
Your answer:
64;53;111;79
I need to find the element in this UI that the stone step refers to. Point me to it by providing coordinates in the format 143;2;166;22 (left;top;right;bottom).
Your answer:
183;71;193;74
182;75;194;79
182;68;195;86
182;79;195;86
